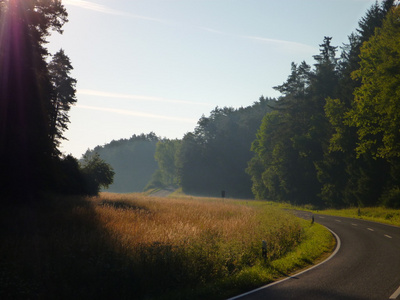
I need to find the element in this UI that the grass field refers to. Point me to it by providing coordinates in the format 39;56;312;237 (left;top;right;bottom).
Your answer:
0;193;334;299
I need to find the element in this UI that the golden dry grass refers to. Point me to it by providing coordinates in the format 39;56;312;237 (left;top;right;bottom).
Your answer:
0;193;333;299
95;193;303;261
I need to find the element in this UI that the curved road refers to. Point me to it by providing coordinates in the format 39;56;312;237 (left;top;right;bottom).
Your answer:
229;211;400;300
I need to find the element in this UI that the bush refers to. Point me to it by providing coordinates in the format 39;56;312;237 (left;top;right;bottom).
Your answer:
380;186;400;208
54;155;87;195
81;153;115;195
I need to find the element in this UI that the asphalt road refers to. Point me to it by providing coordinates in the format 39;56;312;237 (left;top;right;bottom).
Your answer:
229;211;400;300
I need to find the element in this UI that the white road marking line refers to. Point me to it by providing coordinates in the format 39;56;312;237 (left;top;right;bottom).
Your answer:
319;216;325;219
367;228;374;231
384;234;392;239
335;219;342;222
390;284;400;299
351;223;358;226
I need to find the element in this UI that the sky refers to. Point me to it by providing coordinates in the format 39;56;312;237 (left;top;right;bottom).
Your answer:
47;0;383;158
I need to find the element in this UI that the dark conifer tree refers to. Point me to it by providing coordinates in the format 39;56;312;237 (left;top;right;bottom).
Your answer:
48;49;77;151
0;0;67;200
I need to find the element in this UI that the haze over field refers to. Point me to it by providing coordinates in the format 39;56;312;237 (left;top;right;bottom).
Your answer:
47;0;382;158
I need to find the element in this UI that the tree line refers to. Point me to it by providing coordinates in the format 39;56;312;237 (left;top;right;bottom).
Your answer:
0;0;114;201
92;99;275;197
148;0;400;208
4;0;400;209
97;1;400;208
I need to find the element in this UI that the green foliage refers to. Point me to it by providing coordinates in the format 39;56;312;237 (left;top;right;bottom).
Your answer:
379;186;400;209
151;139;182;188
248;39;340;206
318;2;398;208
80;153;115;195
249;1;398;208
348;7;400;159
145;169;165;191
248;111;289;201
317;1;389;206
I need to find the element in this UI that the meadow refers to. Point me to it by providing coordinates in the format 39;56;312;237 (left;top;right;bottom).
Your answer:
0;193;334;299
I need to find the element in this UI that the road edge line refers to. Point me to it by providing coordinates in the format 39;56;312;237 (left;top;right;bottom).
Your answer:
227;226;341;300
390;285;400;299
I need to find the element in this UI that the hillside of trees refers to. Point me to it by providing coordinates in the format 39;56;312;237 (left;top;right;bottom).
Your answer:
84;133;160;193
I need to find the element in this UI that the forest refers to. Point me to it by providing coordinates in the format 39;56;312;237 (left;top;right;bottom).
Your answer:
94;0;400;208
2;0;400;209
246;0;400;208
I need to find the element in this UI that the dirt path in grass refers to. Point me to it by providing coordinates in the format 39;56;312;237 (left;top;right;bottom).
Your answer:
149;188;175;197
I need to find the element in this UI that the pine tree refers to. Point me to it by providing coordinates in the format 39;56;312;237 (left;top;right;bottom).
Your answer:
48;49;77;151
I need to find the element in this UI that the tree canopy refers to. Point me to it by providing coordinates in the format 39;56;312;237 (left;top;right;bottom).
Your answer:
80;153;115;195
348;7;400;159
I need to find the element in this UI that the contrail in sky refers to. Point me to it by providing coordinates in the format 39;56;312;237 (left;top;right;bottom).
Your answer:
64;1;315;53
241;35;317;53
77;104;198;123
77;89;210;106
199;26;316;54
63;0;166;23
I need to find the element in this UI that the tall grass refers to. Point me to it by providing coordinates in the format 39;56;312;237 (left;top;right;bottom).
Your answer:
0;193;333;299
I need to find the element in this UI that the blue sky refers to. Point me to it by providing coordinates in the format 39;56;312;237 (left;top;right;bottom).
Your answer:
48;0;381;158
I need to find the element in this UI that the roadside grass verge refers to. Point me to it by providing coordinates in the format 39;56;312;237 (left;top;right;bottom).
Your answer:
0;193;334;299
235;197;400;227
312;206;400;227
